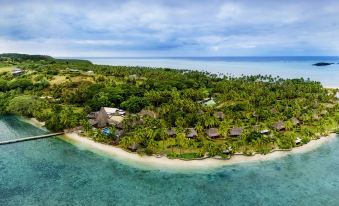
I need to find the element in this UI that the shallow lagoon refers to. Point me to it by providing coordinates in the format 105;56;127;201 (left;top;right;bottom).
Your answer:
1;116;339;206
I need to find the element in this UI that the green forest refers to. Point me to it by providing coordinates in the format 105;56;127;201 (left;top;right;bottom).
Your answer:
0;53;338;159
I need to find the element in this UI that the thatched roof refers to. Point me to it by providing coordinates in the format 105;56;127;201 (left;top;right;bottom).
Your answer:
139;109;157;118
87;112;98;119
186;128;198;138
128;142;139;152
229;127;243;137
89;119;98;126
167;128;177;136
214;112;225;120
206;128;220;138
273;121;285;131
291;117;300;125
96;107;109;128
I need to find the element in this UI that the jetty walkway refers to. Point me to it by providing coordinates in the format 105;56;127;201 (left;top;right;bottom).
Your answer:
0;132;64;145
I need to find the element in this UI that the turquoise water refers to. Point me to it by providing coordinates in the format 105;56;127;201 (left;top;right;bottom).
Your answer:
1;115;339;205
85;57;339;88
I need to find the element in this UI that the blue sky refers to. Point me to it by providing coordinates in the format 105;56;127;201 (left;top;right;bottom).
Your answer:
0;0;339;57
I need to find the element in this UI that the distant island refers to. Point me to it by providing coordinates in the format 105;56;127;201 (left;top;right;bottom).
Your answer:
0;53;338;160
313;62;335;66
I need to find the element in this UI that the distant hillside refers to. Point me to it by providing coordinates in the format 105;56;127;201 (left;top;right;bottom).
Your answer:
0;53;54;61
0;53;92;66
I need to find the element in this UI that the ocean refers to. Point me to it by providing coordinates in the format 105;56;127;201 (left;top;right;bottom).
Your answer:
82;56;339;88
1;57;339;205
1;116;339;206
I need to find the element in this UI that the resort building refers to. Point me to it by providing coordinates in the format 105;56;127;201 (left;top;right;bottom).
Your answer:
214;111;225;120
229;127;243;137
167;128;177;137
88;107;126;128
206;128;220;138
273;121;285;131
186;128;198;138
199;97;216;106
291;117;301;126
11;67;24;76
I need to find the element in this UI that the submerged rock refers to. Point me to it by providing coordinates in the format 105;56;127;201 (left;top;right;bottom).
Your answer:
312;62;334;66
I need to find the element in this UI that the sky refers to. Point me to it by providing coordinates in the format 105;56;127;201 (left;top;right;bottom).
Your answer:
0;0;339;57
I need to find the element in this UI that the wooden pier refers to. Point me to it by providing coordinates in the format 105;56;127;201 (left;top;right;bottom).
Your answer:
0;132;64;145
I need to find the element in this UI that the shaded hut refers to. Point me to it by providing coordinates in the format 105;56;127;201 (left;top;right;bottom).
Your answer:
206;128;220;138
186;128;198;138
96;107;109;128
89;119;98;126
87;112;98;119
229;127;243;137
273;121;285;131
167;128;177;137
128;142;139;152
291;117;301;126
214;112;225;120
199;97;216;106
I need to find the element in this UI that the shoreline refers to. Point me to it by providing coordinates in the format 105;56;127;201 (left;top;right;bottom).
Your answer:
20;114;338;171
62;131;337;171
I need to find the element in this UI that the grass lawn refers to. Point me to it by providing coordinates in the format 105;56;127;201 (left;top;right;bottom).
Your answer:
0;66;13;74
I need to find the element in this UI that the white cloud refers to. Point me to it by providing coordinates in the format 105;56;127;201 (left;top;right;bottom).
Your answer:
1;0;339;56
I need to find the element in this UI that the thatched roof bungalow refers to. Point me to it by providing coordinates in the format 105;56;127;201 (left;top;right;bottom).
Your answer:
87;112;98;119
128;142;139;152
186;128;198;138
89;119;98;126
291;117;301;126
273;121;285;131
214;112;225;120
167;128;177;137
96;107;109;128
206;128;220;138
229;127;243;137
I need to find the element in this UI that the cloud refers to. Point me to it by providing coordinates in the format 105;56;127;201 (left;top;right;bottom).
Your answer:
0;0;338;56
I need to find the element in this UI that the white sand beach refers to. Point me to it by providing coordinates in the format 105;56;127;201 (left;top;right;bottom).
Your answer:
62;132;337;171
21;115;338;171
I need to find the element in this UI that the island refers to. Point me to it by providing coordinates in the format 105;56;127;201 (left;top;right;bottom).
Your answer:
0;53;338;160
312;62;334;66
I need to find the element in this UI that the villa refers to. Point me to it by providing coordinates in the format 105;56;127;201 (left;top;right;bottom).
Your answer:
199;97;216;106
229;127;243;137
273;121;285;131
206;128;220;138
186;128;198;138
11;67;24;76
88;107;126;128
